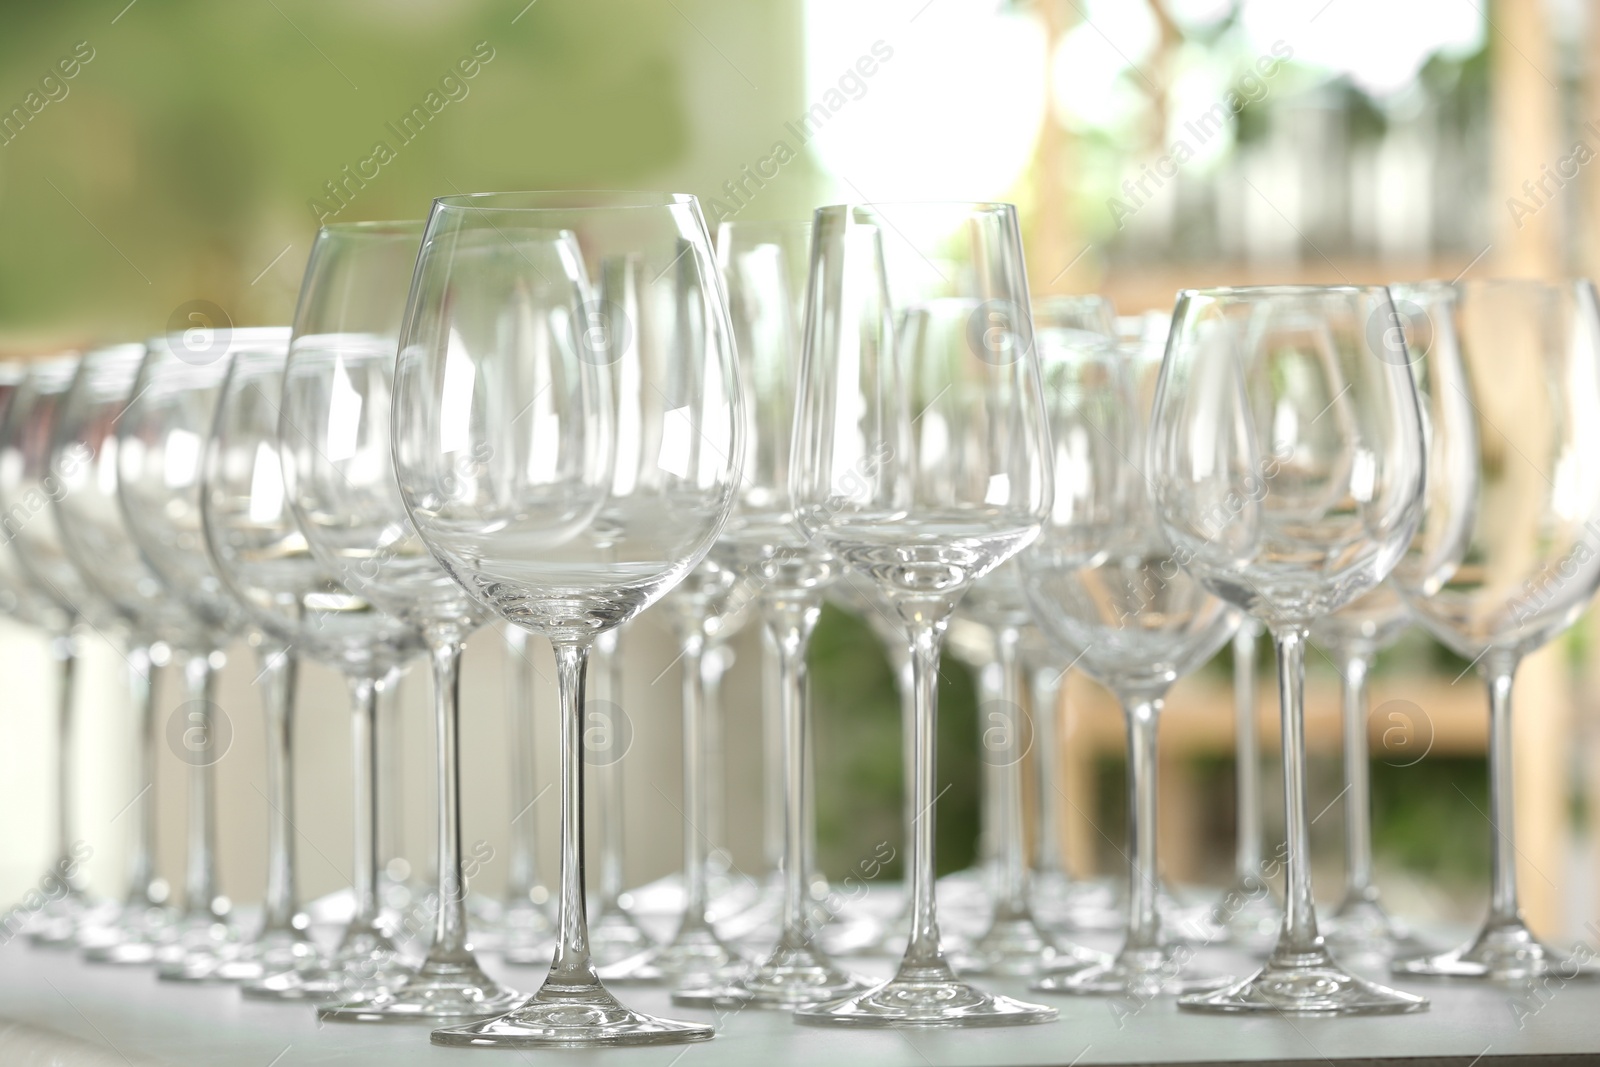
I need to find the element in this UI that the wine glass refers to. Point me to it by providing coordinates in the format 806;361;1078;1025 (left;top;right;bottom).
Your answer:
666;218;872;1007
789;201;1055;1028
199;326;423;999
1022;316;1239;998
54;344;201;963
120;331;284;973
1309;582;1432;961
956;562;1109;977
1389;279;1600;980
278;220;524;1024
389;190;741;1048
0;353;105;947
1149;285;1428;1015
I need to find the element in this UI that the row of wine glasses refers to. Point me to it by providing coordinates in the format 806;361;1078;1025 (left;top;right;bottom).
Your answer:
5;190;1599;1048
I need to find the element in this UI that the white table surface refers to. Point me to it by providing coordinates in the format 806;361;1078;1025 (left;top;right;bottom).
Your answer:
2;926;1598;1067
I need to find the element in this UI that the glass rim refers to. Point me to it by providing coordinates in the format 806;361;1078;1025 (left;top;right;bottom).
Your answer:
815;200;1017;215
430;189;697;213
320;219;426;236
1176;283;1388;300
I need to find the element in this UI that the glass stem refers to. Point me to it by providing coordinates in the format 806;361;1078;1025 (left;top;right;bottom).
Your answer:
258;644;300;933
1270;625;1320;957
547;640;601;991
375;672;404;887
761;626;785;876
503;625;542;908
1339;650;1375;902
1484;659;1524;928
347;674;381;935
182;651;223;922
675;631;713;935
1121;693;1165;953
1233;621;1263;885
50;629;79;889
762;590;822;949
427;636;474;964
591;628;625;910
990;625;1031;922
703;644;729;870
124;643;159;909
1029;662;1064;878
975;658;1003;874
899;608;953;977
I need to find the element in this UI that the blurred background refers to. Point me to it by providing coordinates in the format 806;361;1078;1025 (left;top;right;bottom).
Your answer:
0;0;1596;946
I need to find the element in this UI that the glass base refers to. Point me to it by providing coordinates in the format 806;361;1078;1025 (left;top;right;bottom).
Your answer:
1033;945;1233;997
150;914;244;978
597;926;743;986
77;905;178;964
25;893;96;947
792;965;1058;1028
670;939;874;1009
955;915;1109;978
584;903;656;969
242;929;413;1002
1211;881;1282;951
1032;870;1121;932
1160;886;1229;945
318;956;524;1023
1393;918;1597;981
477;898;554;955
432;984;713;1049
1180;946;1427;1015
1324;894;1433;963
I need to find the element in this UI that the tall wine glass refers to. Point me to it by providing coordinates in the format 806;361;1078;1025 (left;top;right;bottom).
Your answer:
120;332;281;971
200;328;422;999
385;190;741;1048
1309;582;1430;961
1389;279;1600;980
279;220;524;1024
1023;318;1238;998
55;344;200;963
789;202;1055;1027
1150;285;1428;1015
667;218;871;1007
0;353;104;946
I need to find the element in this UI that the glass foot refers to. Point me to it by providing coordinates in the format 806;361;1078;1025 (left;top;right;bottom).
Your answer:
1393;918;1597;981
1033;871;1121;932
318;957;524;1023
1211;880;1282;951
1033;946;1233;997
1325;894;1433;962
671;939;874;1009
25;894;96;947
585;904;656;968
1180;946;1427;1015
597;927;743;986
432;984;713;1049
955;916;1109;977
77;906;178;964
242;930;413;1002
476;898;554;955
792;965;1058;1028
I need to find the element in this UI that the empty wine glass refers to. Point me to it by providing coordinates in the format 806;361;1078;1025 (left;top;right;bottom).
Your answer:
390;190;741;1048
1150;285;1428;1015
0;353;105;947
669;218;872;1008
1389;279;1600;980
1310;582;1431;961
279;220;524;1024
789;202;1055;1028
200;327;422;999
957;562;1108;977
1023;316;1238;998
55;344;199;963
120;332;278;973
